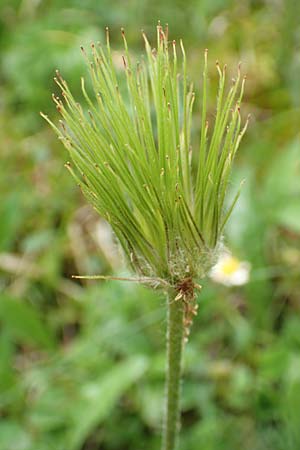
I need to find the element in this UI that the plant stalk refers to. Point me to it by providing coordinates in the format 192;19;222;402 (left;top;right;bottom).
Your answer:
162;291;185;450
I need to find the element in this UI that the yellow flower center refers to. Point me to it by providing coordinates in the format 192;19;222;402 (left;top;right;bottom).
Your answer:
221;257;240;275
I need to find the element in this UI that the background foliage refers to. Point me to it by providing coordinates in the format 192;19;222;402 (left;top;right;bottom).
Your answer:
1;1;300;449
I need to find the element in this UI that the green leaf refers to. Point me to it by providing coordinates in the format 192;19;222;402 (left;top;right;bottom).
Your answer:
282;356;300;448
0;420;32;450
0;193;25;251
0;328;15;392
0;295;55;350
67;355;148;450
264;139;300;232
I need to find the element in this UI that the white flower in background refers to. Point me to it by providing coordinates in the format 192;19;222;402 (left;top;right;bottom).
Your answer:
210;252;251;286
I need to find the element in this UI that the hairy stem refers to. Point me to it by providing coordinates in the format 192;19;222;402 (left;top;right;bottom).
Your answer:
162;291;185;450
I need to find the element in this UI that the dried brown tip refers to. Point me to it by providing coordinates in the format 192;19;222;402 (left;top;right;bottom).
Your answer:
165;23;169;39
51;93;60;104
105;27;110;43
55;69;63;82
121;27;125;36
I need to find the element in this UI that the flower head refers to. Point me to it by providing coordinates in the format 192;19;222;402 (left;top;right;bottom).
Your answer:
42;25;248;286
209;251;251;286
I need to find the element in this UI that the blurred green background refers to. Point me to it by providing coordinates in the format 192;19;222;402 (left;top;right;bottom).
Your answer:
1;1;300;449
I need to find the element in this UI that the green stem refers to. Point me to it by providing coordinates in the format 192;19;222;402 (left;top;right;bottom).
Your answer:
162;291;185;450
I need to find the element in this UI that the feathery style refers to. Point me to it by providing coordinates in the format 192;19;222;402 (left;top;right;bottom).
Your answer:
42;25;248;289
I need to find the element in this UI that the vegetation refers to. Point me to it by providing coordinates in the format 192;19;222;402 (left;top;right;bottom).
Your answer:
1;1;300;450
42;24;248;449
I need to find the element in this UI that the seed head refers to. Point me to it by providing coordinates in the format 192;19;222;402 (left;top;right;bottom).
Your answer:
42;25;248;286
